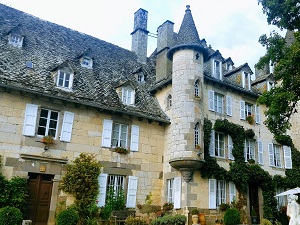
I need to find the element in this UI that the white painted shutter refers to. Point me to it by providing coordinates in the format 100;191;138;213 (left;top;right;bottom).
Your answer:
226;95;232;116
229;181;236;203
69;73;74;89
258;140;264;165
244;140;247;162
228;135;234;160
240;100;245;120
126;176;138;208
173;177;182;209
209;130;215;156
131;90;135;104
102;119;113;147
130;125;140;151
209;179;217;209
97;173;108;207
283;146;292;169
255;105;261;124
60;111;74;142
23;104;38;136
208;90;214;111
268;143;275;167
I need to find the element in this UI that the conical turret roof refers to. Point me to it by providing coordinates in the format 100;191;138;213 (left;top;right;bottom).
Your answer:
176;5;201;46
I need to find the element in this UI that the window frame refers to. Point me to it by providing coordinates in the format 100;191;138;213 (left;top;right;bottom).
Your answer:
56;70;73;89
137;74;145;83
122;87;135;105
9;34;24;47
195;123;200;148
167;178;174;203
273;144;282;167
213;59;222;79
245;139;255;161
111;123;129;148
167;94;172;108
37;108;59;139
243;72;251;90
81;57;93;68
194;80;200;97
215;132;225;158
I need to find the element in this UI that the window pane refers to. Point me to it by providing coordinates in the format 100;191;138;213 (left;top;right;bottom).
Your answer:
49;120;57;129
37;127;46;136
40;109;48;118
48;129;56;137
39;118;47;127
50;111;58;120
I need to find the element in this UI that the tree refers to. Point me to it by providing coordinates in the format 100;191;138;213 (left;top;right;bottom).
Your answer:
256;0;300;140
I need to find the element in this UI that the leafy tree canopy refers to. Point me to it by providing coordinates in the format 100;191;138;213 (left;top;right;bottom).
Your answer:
256;0;300;139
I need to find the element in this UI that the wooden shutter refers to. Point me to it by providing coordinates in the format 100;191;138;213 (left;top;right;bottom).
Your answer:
208;90;214;111
240;100;245;120
102;119;113;147
257;140;264;165
283;146;292;169
268;143;275;167
130;125;140;151
173;177;182;209
228;135;234;160
126;176;138;208
255;105;261;124
23;104;38;136
60;111;74;142
209;130;215;156
209;179;217;209
229;182;236;203
226;95;232;116
97;173;108;207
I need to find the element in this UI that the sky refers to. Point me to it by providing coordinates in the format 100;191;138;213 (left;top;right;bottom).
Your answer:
0;0;285;74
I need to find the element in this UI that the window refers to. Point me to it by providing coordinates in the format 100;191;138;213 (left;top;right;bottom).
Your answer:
209;179;236;209
167;179;174;203
276;188;287;210
194;80;200;97
195;123;199;147
267;82;274;91
245;139;255;161
240;100;253;120
122;87;135;105
37;109;59;138
268;144;292;168
9;34;23;47
208;90;226;114
167;94;172;108
112;123;128;148
101;119;140;151
226;63;232;71
97;174;138;208
209;130;225;158
137;74;144;83
57;70;73;89
243;72;251;90
213;60;222;79
81;57;93;68
23;104;74;142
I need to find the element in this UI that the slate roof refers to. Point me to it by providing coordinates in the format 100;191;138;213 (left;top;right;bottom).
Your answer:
0;4;170;123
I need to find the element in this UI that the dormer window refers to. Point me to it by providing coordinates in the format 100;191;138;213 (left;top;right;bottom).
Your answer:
226;63;232;71
137;74;144;83
122;86;135;105
56;70;74;90
9;34;23;47
81;57;93;68
267;81;274;91
243;72;251;90
213;59;222;79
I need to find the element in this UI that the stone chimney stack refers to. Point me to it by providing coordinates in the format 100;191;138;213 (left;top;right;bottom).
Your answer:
156;20;174;82
131;8;149;64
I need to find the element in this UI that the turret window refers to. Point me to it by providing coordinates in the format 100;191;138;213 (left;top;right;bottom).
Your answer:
195;123;200;147
194;80;200;97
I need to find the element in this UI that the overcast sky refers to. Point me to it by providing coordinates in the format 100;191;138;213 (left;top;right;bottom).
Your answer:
0;0;284;74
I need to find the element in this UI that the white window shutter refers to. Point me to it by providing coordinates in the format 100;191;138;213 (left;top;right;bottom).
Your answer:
283;146;292;169
244;140;247;162
240;100;245;120
131;90;135;104
255;105;261;124
130;125;140;151
126;176;138;208
209;179;217;209
258;140;264;165
69;73;74;89
229;181;236;203
102;119;113;147
209;130;215;156
226;95;232;116
208;90;214;111
60;111;74;142
97;173;108;207
228;135;234;160
23;104;38;136
173;177;182;209
268;143;275;167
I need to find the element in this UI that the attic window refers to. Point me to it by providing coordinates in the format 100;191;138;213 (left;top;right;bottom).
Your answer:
137;74;144;83
122;87;135;105
9;34;23;47
81;57;93;68
242;72;251;91
56;70;74;90
226;63;232;71
213;59;222;80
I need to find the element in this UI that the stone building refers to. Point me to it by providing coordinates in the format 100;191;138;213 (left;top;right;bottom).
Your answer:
0;4;294;225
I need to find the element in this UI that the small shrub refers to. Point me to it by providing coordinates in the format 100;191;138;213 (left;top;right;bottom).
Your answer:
125;216;147;225
224;208;240;225
0;206;23;225
151;214;186;225
260;218;272;225
56;208;79;225
191;208;199;215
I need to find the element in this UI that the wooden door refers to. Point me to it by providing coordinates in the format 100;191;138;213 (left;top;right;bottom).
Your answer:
249;182;260;222
26;173;54;225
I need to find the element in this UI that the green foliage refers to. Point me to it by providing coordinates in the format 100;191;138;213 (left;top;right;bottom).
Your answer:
224;208;240;225
150;214;186;225
56;208;79;225
191;208;199;215
125;216;147;225
59;153;102;224
260;218;272;225
0;206;23;225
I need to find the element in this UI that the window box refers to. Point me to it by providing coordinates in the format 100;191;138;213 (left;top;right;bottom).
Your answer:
113;147;129;154
246;115;255;125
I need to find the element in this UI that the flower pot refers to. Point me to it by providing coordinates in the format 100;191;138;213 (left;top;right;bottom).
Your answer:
199;213;206;225
192;215;199;225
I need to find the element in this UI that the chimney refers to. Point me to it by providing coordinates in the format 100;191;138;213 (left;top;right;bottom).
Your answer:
131;8;149;64
156;20;174;82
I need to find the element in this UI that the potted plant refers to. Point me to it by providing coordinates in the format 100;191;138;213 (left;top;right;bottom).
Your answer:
246;115;255;125
248;158;255;164
215;219;223;225
41;135;55;150
219;203;230;211
162;202;174;211
191;209;199;225
114;146;129;154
